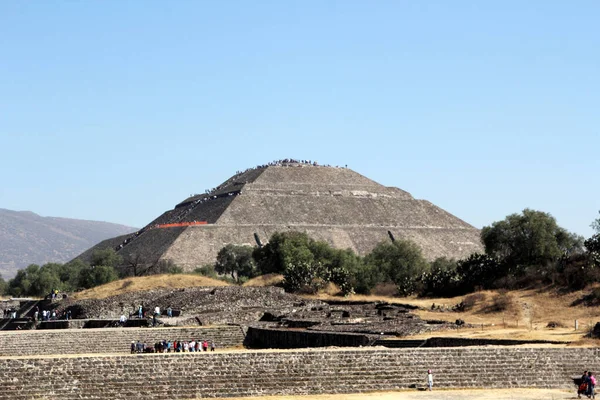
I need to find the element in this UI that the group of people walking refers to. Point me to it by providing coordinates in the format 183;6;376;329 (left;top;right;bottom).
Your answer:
579;370;596;399
131;339;215;353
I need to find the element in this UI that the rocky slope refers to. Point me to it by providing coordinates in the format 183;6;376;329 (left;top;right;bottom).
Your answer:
0;208;137;278
57;286;455;337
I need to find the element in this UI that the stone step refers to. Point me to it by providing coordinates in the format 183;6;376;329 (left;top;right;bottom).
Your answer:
0;326;244;356
0;347;593;399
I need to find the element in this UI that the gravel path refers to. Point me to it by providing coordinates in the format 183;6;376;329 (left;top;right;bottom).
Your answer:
224;388;576;400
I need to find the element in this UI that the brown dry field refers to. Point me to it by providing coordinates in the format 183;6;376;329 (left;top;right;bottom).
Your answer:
243;273;284;287
72;274;230;300
220;388;575;400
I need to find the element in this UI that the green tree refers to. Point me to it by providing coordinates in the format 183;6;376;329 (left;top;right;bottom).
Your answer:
253;232;314;275
348;262;382;294
91;248;123;268
215;244;257;282
78;265;119;289
282;260;326;294
592;211;600;233
420;257;460;297
257;232;357;295
8;265;38;296
455;253;501;293
585;235;600;267
7;263;65;297
481;209;583;273
325;249;360;295
29;265;62;297
364;240;430;296
0;274;7;296
59;259;88;291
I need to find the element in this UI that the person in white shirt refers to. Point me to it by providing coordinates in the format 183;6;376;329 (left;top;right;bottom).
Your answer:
427;369;433;391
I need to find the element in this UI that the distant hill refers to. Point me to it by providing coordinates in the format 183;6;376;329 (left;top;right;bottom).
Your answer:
0;208;137;279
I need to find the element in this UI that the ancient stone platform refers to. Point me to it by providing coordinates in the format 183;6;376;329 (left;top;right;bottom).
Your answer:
0;326;244;356
0;347;596;399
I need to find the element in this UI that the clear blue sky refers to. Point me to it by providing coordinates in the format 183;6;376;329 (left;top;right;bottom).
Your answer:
1;1;598;237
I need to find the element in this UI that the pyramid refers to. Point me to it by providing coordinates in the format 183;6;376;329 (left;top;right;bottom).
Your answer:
81;161;483;269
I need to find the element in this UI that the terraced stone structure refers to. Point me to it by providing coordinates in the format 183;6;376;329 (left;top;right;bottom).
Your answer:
0;326;244;356
0;347;596;399
81;162;483;270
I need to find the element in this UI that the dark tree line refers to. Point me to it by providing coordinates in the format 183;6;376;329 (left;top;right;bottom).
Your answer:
2;247;184;297
209;209;600;297
4;250;122;297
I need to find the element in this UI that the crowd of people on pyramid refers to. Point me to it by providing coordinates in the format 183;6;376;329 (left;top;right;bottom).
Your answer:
183;159;348;200
131;339;215;353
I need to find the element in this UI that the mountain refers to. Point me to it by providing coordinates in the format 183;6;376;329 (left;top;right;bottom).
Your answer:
0;208;137;278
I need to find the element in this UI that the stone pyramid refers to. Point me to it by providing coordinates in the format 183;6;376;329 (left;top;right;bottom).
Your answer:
81;161;483;270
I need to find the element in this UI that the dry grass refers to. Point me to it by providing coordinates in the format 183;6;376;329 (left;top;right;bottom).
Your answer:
73;274;230;300
243;274;284;287
305;287;600;343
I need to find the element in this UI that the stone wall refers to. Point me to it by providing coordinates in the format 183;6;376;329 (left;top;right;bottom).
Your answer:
0;347;597;399
245;326;374;348
0;326;244;356
424;337;568;347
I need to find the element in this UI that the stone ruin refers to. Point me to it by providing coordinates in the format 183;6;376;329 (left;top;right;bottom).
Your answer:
55;286;457;338
0;285;584;400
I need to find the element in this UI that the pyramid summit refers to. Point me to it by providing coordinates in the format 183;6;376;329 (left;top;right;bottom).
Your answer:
81;160;483;269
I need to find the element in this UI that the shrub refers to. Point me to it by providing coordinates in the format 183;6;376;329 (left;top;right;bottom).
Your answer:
550;253;599;291
462;293;486;311
365;240;429;297
78;265;119;289
282;261;327;294
349;262;384;295
485;292;515;313
193;264;218;279
371;283;398;297
546;321;565;328
215;244;257;282
420;257;459;297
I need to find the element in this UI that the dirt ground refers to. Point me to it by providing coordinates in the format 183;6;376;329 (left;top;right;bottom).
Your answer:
222;388;577;400
73;274;230;300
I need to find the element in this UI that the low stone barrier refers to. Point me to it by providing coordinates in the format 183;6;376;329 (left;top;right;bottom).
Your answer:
245;326;375;348
0;347;597;399
376;337;569;348
0;325;244;356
